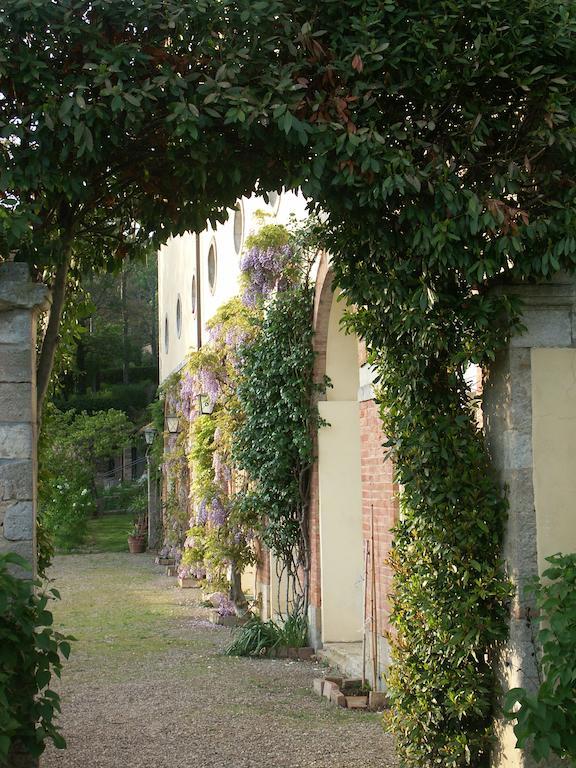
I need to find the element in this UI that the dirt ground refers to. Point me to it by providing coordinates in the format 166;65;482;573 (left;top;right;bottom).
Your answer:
41;553;397;768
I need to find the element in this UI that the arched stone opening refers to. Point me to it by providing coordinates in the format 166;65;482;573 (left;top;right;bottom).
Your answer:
309;262;364;650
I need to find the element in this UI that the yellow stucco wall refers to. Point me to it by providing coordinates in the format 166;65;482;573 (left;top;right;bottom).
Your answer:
325;293;358;401
317;401;364;642
532;348;576;574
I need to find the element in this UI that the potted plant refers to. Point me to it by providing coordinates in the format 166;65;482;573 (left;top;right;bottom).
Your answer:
127;515;147;554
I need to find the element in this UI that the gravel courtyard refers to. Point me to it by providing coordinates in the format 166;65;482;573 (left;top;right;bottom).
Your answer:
42;553;397;768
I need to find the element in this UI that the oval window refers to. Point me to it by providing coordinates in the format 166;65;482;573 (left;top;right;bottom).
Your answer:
191;274;197;316
267;190;279;211
176;295;182;338
233;203;243;254
164;314;169;353
207;243;217;294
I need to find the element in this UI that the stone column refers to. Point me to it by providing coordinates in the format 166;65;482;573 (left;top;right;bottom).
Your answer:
483;275;576;768
0;262;50;574
147;457;162;551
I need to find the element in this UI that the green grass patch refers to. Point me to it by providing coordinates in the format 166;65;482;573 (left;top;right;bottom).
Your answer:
58;513;132;554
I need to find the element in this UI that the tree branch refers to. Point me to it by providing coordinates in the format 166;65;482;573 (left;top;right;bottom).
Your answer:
36;253;71;416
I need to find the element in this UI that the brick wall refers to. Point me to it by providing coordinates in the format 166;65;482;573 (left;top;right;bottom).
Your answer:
359;398;398;638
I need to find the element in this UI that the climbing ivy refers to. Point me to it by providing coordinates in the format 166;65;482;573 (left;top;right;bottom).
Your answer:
234;284;325;614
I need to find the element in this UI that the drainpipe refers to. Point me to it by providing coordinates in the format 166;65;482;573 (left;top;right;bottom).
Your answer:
195;232;202;350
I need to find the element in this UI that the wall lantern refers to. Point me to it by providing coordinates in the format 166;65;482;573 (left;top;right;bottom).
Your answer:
143;424;157;446
198;394;215;416
166;414;180;434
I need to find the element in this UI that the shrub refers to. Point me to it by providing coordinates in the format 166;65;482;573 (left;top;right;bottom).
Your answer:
225;612;308;658
505;553;576;764
0;553;71;764
40;479;94;551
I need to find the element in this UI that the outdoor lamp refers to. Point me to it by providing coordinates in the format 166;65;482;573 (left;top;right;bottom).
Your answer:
198;393;215;416
143;424;157;445
166;414;180;434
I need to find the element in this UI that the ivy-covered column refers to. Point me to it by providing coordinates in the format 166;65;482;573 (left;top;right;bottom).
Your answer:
0;262;50;576
483;275;576;768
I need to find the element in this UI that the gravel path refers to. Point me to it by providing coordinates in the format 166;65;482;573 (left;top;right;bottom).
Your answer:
42;553;397;768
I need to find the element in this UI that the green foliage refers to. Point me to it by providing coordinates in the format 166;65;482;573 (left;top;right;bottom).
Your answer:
39;406;132;550
176;300;260;596
505;554;576;765
225;611;308;657
235;285;324;610
4;1;576;763
40;478;94;552
244;223;289;251
0;553;71;763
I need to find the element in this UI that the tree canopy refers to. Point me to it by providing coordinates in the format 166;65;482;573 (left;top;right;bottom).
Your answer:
2;2;576;764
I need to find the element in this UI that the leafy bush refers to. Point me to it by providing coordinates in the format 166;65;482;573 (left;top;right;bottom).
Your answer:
40;478;94;551
225;612;308;658
0;553;71;764
505;554;576;764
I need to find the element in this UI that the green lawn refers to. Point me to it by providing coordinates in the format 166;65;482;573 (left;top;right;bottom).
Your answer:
80;513;132;553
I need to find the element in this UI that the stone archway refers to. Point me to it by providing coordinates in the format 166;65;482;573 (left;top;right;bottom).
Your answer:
308;261;364;648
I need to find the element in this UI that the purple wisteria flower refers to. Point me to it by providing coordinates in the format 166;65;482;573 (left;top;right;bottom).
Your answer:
210;497;228;527
216;596;237;617
240;244;293;306
199;366;220;406
197;499;208;525
180;370;200;420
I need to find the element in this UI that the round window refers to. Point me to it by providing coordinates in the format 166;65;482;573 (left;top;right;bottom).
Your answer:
176;295;182;338
191;274;197;316
233;203;243;254
164;314;169;353
267;190;279;211
207;242;217;294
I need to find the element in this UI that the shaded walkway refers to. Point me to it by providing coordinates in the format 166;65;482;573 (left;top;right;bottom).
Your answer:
42;553;397;768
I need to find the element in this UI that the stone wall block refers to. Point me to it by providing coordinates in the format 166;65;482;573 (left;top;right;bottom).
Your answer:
0;344;33;383
3;501;33;541
510;308;572;348
0;537;34;573
0;382;33;423
0;424;33;460
503;430;532;471
0;460;33;500
0;310;32;345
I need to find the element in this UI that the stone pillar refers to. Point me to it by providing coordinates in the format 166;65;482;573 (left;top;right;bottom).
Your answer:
483;275;576;768
147;456;162;551
0;262;50;574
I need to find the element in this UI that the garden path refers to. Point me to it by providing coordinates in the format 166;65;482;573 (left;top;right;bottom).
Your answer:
42;553;397;768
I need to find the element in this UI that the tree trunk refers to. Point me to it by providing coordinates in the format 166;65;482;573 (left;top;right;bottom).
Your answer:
120;262;129;385
36;254;70;415
230;565;248;613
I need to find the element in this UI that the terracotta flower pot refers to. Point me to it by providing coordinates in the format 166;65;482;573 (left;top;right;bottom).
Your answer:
128;535;146;554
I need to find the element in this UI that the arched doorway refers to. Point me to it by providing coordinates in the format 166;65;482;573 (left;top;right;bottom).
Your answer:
316;288;364;644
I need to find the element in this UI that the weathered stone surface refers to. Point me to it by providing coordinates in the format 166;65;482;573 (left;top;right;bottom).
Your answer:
3;501;33;541
0;460;33;500
0;310;32;345
0;382;33;423
0;423;32;460
322;681;336;699
511;308;572;348
0;262;50;312
0;344;32;383
330;688;347;708
0;537;34;572
313;678;324;696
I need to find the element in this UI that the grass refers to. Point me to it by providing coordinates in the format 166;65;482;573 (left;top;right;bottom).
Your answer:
58;513;133;554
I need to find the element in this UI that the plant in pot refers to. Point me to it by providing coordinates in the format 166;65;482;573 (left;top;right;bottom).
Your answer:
127;515;147;554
